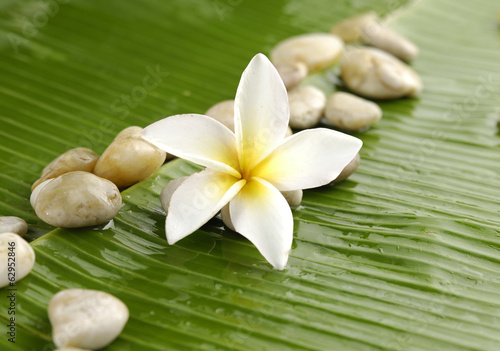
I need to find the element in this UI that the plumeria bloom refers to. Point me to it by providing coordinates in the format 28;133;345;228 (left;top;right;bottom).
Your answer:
142;53;362;270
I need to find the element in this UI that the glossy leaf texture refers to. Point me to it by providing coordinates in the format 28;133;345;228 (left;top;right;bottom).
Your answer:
1;0;500;350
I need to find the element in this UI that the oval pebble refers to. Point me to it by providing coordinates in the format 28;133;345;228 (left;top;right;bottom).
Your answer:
274;62;308;90
331;11;378;43
49;289;129;350
340;47;422;100
205;100;236;131
221;204;235;232
94;126;167;188
205;100;293;136
31;171;121;228
0;233;35;288
0;216;28;236
271;33;344;73
288;86;326;129
325;92;382;131
332;153;360;184
281;190;303;207
160;176;189;214
32;148;99;191
361;21;418;62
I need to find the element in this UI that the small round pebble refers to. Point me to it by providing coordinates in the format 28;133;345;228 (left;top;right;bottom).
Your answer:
221;204;235;231
325;92;382;131
160;176;189;214
30;178;54;209
31;171;122;228
0;233;35;288
32;148;99;191
331;11;378;43
281;190;303;207
0;216;28;236
271;33;344;73
94;126;167;188
205;100;293;136
361;21;418;62
288;86;327;129
332;153;360;184
340;47;422;100
274;62;308;90
49;289;129;350
205;100;236;131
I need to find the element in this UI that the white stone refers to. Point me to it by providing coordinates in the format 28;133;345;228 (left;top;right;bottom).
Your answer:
361;21;418;62
32;148;99;191
332;153;360;184
281;190;303;207
0;233;35;288
0;216;28;236
32;171;122;228
49;289;129;350
340;47;422;100
271;33;344;73
160;176;189;214
288;86;326;129
221;204;235;232
325;92;382;131
205;100;236;131
94;126;166;188
331;11;378;43
205;100;293;136
274;62;308;90
30;178;54;208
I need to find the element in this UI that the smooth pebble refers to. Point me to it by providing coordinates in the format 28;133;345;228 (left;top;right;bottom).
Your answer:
288;86;326;129
0;233;35;288
332;153;360;184
275;62;308;90
49;289;129;350
31;171;121;228
32;148;99;191
271;33;344;73
94;126;167;188
325;92;382;131
281;190;303;207
205;100;235;131
160;176;189;214
340;47;422;99
361;21;418;62
0;216;28;236
205;100;293;136
331;11;378;43
221;204;235;232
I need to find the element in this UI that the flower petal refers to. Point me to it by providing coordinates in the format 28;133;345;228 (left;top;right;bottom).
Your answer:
234;53;290;174
252;128;363;191
230;177;293;270
166;169;245;244
143;114;241;177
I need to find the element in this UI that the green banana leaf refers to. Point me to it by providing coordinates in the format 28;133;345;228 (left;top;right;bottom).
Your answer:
1;0;500;350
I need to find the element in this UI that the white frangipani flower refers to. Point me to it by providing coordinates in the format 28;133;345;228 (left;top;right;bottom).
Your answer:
142;53;362;270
